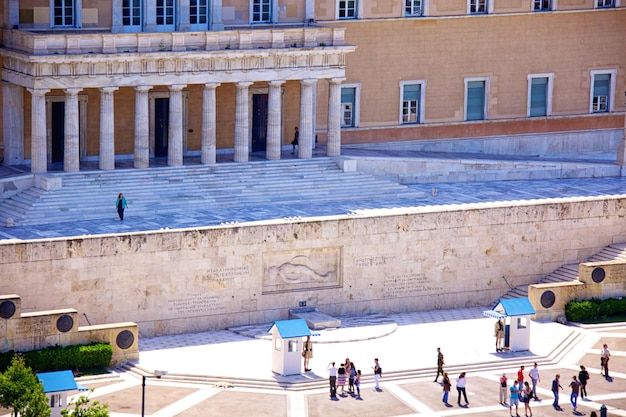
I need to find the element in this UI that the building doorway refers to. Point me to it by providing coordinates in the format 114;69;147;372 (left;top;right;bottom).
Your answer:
50;102;65;163
154;97;169;158
252;93;268;152
46;95;87;166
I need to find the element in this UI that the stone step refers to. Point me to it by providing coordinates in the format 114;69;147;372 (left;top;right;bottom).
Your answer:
0;159;421;227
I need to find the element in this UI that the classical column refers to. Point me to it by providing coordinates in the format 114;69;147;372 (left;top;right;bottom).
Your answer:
234;82;253;162
298;79;316;159
28;88;50;174
134;85;152;169
99;86;118;170
3;82;24;165
168;84;186;167
202;83;220;164
327;78;344;157
266;80;284;160
64;88;83;172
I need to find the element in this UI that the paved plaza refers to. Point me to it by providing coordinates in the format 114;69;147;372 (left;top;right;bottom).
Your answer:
30;309;626;417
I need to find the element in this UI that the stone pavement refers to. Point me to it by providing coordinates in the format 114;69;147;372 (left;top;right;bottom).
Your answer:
17;308;623;417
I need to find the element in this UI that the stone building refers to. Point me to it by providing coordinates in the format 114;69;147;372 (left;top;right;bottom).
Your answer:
0;0;624;172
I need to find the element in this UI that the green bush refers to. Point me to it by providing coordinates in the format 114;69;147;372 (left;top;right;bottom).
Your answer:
0;344;112;373
565;297;626;322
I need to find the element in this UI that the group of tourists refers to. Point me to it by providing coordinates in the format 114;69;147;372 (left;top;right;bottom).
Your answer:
433;344;610;416
326;358;363;400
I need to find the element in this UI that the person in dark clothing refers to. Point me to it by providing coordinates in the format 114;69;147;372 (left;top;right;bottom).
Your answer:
291;126;299;154
116;193;127;221
578;365;590;399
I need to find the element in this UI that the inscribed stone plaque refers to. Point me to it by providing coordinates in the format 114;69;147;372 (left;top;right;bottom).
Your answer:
383;273;443;298
262;247;341;294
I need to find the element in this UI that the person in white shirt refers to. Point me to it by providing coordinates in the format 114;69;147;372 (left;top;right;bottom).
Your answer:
528;362;541;400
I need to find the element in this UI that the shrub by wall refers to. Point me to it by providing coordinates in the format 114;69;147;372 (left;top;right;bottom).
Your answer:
0;344;112;373
565;297;626;322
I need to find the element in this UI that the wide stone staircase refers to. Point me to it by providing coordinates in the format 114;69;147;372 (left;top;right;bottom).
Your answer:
498;242;626;301
0;158;423;227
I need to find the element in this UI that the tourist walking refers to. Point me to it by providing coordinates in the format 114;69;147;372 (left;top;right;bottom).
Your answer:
528;362;540;400
499;373;508;405
442;372;451;406
372;358;382;391
495;319;505;351
578;365;590;399
456;372;468;406
116;193;127;221
434;347;444;382
551;374;563;410
327;362;337;398
302;335;313;372
569;375;581;412
601;343;610;378
522;381;533;417
509;380;519;417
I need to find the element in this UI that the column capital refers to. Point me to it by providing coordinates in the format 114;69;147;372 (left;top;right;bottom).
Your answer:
134;85;153;93
64;87;83;96
169;84;187;92
203;82;221;90
300;78;318;86
236;81;254;89
27;88;50;97
99;86;119;94
269;80;286;87
329;78;346;85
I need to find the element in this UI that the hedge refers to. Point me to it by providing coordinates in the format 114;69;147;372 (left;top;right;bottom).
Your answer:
0;343;112;373
565;297;626;322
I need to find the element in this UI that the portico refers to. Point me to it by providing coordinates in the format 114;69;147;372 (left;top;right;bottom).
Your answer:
1;27;353;173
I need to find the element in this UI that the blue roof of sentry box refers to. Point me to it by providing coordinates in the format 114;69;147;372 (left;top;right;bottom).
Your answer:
267;319;312;339
483;297;536;319
37;370;88;393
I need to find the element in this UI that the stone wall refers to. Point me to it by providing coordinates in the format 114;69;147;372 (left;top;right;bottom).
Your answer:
1;197;626;337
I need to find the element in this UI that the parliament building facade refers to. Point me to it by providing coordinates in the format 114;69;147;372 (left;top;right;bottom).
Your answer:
0;0;624;173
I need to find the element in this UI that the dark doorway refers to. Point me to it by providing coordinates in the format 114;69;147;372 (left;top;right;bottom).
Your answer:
252;94;268;152
51;102;65;163
154;97;169;158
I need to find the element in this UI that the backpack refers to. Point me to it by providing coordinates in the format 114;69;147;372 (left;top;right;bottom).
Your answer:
376;366;382;376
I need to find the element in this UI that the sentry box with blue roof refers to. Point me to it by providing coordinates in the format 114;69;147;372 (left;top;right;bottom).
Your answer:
268;319;313;376
483;298;535;352
37;370;88;417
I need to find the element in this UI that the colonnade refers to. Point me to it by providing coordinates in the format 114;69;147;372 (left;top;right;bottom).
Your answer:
4;77;344;174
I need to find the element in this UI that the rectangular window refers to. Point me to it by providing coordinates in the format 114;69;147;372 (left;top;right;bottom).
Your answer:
466;80;486;121
339;0;357;19
341;87;356;127
592;74;610;113
402;84;421;124
53;0;74;26
529;77;548;117
597;0;615;7
469;0;487;13
405;0;422;16
533;0;551;10
190;0;208;25
252;0;271;22
123;0;142;27
157;0;175;25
